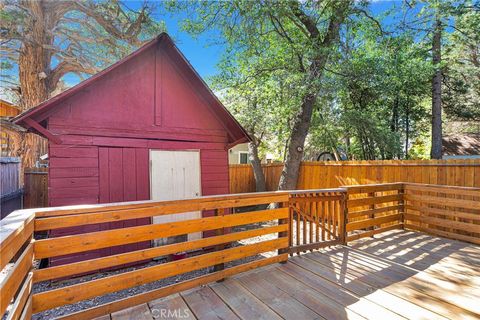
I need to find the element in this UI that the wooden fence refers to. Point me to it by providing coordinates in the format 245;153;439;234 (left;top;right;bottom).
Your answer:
23;168;48;209
0;157;22;219
229;159;480;193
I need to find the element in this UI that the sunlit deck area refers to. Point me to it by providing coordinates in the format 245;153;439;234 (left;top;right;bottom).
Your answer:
1;182;479;320
106;230;479;320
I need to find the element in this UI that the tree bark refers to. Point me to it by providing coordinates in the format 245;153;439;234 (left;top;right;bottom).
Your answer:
13;0;150;168
431;15;443;159
17;0;53;168
248;141;266;192
278;2;351;190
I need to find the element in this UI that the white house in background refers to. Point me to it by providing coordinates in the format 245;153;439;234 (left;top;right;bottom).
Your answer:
442;134;480;159
229;143;250;164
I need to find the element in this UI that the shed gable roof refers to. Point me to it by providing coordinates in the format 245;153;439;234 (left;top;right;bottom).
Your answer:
13;33;250;145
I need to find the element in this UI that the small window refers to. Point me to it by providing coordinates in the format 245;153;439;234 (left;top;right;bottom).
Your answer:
239;152;249;164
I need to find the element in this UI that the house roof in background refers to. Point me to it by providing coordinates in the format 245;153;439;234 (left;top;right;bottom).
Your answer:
0;99;21;117
13;33;250;145
442;133;480;156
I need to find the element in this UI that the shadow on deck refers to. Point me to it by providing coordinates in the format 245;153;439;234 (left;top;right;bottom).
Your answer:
108;230;480;320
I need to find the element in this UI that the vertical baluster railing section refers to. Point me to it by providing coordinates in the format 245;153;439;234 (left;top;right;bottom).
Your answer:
288;189;347;255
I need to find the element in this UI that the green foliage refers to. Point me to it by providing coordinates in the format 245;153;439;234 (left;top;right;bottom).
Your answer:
443;5;480;121
168;0;478;161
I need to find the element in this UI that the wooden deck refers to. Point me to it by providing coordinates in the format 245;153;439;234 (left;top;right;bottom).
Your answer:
105;230;480;320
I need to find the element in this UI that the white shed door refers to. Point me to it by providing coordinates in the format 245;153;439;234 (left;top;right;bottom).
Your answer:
150;150;202;246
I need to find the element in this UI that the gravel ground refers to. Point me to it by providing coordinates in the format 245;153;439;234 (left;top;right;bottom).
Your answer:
31;220;280;319
4;215;337;320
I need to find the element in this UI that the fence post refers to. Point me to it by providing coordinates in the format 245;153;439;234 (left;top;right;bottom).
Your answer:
339;190;348;245
278;200;290;263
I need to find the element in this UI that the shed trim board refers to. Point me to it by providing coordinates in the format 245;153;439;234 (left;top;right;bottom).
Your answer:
14;32;249;266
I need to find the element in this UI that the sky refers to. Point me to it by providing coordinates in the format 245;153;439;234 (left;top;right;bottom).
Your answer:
63;0;402;86
2;0;404;101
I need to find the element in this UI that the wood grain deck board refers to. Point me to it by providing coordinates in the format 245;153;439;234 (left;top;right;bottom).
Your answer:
107;230;479;320
148;294;196;320
181;286;240;320
209;279;282;320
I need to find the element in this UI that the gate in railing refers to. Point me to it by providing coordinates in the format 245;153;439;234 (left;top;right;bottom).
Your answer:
288;189;347;254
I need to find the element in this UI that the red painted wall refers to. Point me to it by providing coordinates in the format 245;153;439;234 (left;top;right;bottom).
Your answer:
45;41;232;265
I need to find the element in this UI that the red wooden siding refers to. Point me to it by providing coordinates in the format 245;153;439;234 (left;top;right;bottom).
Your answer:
17;34;247;266
46;41;228;144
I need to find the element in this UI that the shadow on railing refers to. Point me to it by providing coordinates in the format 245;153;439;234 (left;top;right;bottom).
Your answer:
1;182;479;319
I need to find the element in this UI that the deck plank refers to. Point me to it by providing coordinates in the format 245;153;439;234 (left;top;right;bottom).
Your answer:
290;254;477;320
237;271;322;319
346;245;480;288
111;303;153;320
148;293;196;319
106;230;480;320
255;268;367;320
181;286;240;320
209;279;282;320
354;230;480;261
278;262;447;320
317;247;480;315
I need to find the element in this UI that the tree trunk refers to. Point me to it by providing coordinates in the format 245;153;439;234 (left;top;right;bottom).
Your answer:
17;0;53;168
405;103;410;159
278;94;316;190
248;142;266;192
278;2;350;190
431;15;443;159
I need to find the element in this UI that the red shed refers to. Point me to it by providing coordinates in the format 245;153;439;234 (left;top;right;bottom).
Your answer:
14;33;250;265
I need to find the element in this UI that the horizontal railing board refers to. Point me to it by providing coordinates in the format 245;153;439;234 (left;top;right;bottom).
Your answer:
346;214;402;232
32;238;288;313
406;205;480;221
35;194;289;231
0;243;33;316
346;224;403;242
35;192;290;218
34;208;288;259
405;194;480;211
0;210;34;271
405;183;480;197
347;194;403;209
33;224;287;283
289;188;346;195
6;272;32;320
404;214;480;234
56;254;287;320
289;195;344;203
405;224;480;245
348;205;402;220
344;183;404;194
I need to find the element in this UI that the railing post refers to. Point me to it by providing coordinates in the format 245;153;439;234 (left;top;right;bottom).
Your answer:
368;191;376;237
278;200;289;263
399;183;405;229
213;208;225;281
339;190;348;245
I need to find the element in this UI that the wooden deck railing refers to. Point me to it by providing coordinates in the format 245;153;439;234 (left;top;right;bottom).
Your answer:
1;182;479;319
344;183;405;242
404;183;480;245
